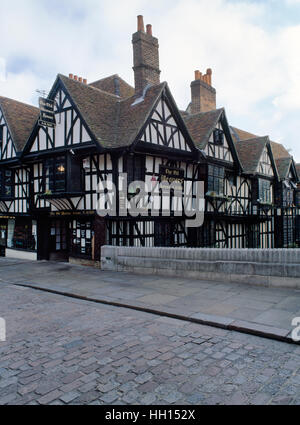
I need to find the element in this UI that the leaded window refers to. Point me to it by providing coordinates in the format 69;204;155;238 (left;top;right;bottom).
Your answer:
213;129;224;145
207;165;224;195
258;179;271;203
124;155;145;185
44;156;66;193
0;169;14;198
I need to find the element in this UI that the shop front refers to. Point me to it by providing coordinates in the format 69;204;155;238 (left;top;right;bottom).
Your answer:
37;212;105;265
4;216;38;261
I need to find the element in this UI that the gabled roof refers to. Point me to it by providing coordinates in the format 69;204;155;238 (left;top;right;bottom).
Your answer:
183;108;224;149
235;136;270;175
274;157;293;180
0;96;39;152
270;141;291;159
232;126;292;161
296;164;300;181
89;75;135;99
114;82;167;149
50;75;193;151
58;74;119;148
230;126;258;144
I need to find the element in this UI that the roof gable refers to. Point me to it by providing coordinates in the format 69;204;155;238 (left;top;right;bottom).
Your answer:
183;108;242;168
0;96;39;158
135;87;197;153
235;136;277;177
28;83;96;153
183;108;223;149
275;157;293;180
58;74;119;148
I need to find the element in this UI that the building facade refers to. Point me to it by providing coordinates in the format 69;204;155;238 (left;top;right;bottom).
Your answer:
0;15;299;264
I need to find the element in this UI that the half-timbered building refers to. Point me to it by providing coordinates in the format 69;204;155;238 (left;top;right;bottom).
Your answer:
0;15;299;263
0;96;39;258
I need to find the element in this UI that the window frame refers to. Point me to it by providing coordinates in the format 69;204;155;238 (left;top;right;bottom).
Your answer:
258;178;272;203
207;165;225;195
213;129;224;146
0;168;14;199
43;156;67;194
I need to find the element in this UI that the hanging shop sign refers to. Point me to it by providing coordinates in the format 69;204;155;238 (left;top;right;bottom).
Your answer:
38;97;56;128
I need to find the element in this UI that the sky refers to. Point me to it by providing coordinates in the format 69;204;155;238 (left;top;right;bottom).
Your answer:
1;0;300;162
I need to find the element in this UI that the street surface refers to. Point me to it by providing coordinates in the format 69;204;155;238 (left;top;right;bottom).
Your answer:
0;281;300;405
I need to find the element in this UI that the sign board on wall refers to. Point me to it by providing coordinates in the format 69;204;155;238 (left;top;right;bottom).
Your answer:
38;97;56;128
159;165;184;185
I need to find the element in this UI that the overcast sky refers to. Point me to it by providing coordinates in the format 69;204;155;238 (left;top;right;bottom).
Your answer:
1;0;300;162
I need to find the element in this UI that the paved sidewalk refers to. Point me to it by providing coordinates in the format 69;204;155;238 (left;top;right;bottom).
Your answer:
1;258;300;343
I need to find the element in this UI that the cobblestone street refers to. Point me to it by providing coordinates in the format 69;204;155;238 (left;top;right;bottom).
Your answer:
0;281;300;405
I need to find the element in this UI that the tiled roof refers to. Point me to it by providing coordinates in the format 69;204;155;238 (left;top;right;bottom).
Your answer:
114;83;166;149
270;141;291;159
89;75;135;99
59;74;166;149
296;164;300;180
232;126;291;160
60;74;119;148
230;126;258;143
183;108;224;149
235;136;268;174
0;96;39;152
274;157;292;180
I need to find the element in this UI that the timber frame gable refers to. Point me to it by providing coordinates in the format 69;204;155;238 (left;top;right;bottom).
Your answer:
183;108;242;172
23;77;100;158
256;140;278;180
131;84;201;160
0;106;17;162
205;110;242;171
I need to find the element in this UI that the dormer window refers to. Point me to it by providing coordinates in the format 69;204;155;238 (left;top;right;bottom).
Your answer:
213;129;224;145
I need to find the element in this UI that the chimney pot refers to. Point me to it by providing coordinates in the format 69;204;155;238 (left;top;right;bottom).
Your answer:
83;78;87;84
190;67;216;113
79;77;83;83
146;24;152;36
69;73;74;79
74;75;78;81
206;68;212;85
133;15;160;95
137;15;145;32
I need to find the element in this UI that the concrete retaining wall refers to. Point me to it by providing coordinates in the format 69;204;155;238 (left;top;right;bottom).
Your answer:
101;246;300;288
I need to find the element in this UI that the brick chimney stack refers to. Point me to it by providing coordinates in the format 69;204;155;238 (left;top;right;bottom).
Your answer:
132;15;161;95
190;68;216;114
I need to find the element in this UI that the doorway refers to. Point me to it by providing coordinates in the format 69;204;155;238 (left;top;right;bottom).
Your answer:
0;220;7;256
49;219;68;261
